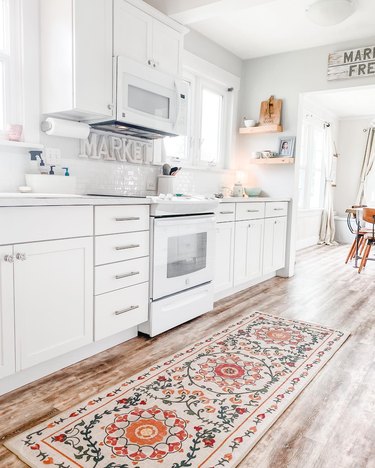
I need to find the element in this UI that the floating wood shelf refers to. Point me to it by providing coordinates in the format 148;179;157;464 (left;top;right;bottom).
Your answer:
249;157;295;165
239;124;283;135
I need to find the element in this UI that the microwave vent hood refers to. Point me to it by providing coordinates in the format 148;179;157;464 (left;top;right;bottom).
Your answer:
90;121;176;140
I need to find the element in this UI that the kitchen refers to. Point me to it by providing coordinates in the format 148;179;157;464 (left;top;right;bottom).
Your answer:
0;1;374;467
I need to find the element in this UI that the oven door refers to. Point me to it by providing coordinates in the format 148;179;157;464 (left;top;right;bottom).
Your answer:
151;215;215;300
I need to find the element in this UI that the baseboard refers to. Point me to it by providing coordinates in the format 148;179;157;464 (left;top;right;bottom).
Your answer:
0;327;138;396
296;236;319;251
214;272;276;302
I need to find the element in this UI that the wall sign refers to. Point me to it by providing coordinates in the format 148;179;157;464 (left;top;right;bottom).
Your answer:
328;45;375;81
79;131;154;164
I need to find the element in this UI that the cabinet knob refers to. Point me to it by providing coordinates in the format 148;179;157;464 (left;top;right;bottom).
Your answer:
148;59;152;66
4;254;14;263
107;104;114;110
16;253;27;261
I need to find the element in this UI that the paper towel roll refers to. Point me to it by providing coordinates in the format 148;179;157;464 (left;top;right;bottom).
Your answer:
41;117;90;139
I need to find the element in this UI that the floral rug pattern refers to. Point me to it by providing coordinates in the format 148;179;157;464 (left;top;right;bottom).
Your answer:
5;312;349;467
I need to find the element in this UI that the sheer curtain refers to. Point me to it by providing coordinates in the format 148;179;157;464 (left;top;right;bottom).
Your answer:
356;127;375;205
319;125;337;245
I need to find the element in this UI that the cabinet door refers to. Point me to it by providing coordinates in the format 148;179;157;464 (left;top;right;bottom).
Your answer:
114;0;152;64
214;222;234;294
263;217;287;274
0;246;15;379
74;0;113;117
152;20;182;75
234;219;264;286
14;238;93;370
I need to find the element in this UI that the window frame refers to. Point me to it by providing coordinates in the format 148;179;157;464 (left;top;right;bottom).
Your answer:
298;121;326;210
0;0;22;136
163;53;239;171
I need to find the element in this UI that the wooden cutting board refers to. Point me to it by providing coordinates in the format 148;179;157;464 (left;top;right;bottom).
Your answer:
259;95;282;126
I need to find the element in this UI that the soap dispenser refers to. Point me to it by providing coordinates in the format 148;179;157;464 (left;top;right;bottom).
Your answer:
29;150;43;174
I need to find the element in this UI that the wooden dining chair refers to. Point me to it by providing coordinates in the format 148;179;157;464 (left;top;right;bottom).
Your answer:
358;208;375;273
345;206;370;264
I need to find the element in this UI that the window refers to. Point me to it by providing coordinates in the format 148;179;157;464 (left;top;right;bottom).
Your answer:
0;0;10;132
0;0;22;136
163;68;234;169
298;122;326;209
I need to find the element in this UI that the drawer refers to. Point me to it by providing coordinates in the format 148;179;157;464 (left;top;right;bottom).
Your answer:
0;206;93;245
265;202;288;218
95;257;149;295
236;202;265;221
95;282;149;341
95;231;149;266
95;205;149;235
216;203;236;223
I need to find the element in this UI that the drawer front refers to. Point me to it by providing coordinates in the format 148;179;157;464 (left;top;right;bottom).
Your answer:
95;282;149;341
95;231;149;266
236;202;265;221
216;203;236;223
265;202;288;218
0;206;93;245
95;205;150;235
95;257;149;295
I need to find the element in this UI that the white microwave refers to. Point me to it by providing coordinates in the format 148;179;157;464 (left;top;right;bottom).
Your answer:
110;56;189;138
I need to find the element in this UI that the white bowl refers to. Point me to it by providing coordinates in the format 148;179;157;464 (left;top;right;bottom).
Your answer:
244;119;257;128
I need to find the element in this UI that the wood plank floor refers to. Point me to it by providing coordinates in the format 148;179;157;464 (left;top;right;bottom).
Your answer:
1;245;375;467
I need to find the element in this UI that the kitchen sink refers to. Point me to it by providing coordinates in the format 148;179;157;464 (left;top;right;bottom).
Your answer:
0;193;83;198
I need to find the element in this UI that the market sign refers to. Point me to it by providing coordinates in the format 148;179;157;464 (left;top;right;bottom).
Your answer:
328;45;375;81
79;131;154;164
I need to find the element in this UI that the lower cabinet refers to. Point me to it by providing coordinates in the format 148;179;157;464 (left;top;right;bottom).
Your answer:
214;222;235;294
234;219;264;286
263;217;288;274
14;237;93;370
0;246;15;379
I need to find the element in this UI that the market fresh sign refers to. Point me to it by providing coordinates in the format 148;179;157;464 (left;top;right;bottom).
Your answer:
328;45;375;81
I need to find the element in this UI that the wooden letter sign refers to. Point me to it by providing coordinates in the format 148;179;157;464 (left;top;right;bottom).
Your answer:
328;45;375;81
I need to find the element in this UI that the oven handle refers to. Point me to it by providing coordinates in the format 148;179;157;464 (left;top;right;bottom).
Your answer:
154;214;215;227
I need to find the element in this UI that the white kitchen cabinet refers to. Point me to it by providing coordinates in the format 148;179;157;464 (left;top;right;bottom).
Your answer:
14;237;93;370
0;246;15;379
234;219;264;286
40;0;113;120
114;0;184;76
214;222;235;294
263;217;288;274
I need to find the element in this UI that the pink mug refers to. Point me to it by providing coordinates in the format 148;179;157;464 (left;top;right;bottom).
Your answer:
6;124;23;142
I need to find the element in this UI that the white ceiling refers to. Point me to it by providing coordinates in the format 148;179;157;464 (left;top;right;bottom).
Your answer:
306;86;375;118
145;0;375;59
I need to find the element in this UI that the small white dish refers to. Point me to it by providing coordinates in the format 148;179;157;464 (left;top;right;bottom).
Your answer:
244;119;257;128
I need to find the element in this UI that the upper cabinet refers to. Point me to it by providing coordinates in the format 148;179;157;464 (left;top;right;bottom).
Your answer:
40;0;113;120
114;0;185;76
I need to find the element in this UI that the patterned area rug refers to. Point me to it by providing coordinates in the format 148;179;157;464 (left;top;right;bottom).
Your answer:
5;312;349;467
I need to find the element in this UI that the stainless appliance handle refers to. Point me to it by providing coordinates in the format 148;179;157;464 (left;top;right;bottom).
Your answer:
115;244;140;251
115;271;140;280
115;305;139;316
115;217;140;222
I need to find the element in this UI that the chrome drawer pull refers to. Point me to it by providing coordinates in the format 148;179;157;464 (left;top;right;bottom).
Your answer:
4;254;14;263
273;208;284;211
115;305;139;316
115;217;140;222
220;211;234;214
115;244;140;251
115;271;140;280
15;253;27;261
247;209;260;212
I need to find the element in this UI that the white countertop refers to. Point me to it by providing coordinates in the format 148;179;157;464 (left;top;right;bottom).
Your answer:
0;194;291;207
220;197;291;203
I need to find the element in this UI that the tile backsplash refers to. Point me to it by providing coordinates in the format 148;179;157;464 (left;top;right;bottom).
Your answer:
0;136;237;196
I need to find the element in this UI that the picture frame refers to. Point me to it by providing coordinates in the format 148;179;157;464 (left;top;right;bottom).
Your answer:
278;136;295;157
